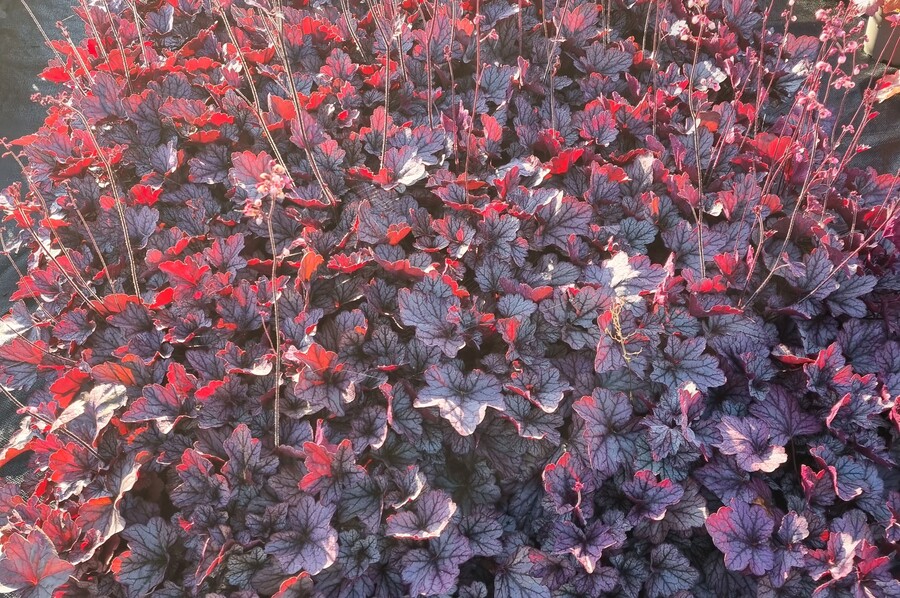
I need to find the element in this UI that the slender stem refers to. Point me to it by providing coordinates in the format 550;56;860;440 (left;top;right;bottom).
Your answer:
126;0;151;68
266;197;282;447
1;142;101;306
0;235;61;325
96;0;135;95
19;0;87;96
64;106;142;297
66;190;117;292
0;385;101;460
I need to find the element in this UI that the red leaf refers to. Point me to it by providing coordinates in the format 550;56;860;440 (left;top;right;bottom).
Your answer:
55;157;94;179
0;529;74;597
188;130;221;143
131;185;163;206
548;148;584;175
41;65;72;83
269;94;298;120
50;369;90;409
91;361;138;386
184;56;218;71
148;287;176;309
89;294;142;317
327;250;373;273
159;256;211;300
0;337;45;366
386;223;412;245
298;250;324;282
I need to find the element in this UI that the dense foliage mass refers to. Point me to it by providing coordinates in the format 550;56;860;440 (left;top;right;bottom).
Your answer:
0;0;899;596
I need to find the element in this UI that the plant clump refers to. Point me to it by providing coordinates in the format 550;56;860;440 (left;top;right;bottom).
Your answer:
0;0;898;596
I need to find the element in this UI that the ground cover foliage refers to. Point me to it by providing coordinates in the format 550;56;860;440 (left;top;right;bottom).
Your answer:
0;0;899;596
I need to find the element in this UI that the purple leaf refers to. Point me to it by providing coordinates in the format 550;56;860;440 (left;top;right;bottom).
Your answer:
495;547;551;598
121;363;196;434
265;495;338;575
534;195;593;251
287;344;357;417
336;530;380;580
546;519;623;574
81;72;125;120
542;452;584;515
501;394;564;443
456;506;504;557
706;500;775;576
578;100;618;146
651;336;726;392
415;364;505;436
229;150;277;201
400;530;473;596
221;424;279;488
645;543;699;598
576;43;633;76
188;144;230;184
398;273;466;358
771;511;809;583
300;439;365;505
572;389;636;475
478;64;518;104
203;234;247;275
505;363;570;413
52;308;96;344
749;386;822;445
171;449;231;511
810;445;881;502
715;415;787;473
379;146;427;190
385;489;457;540
622;470;685;523
112;518;178;598
826;271;877;317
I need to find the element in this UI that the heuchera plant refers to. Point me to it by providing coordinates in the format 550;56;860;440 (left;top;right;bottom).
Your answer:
0;0;898;596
